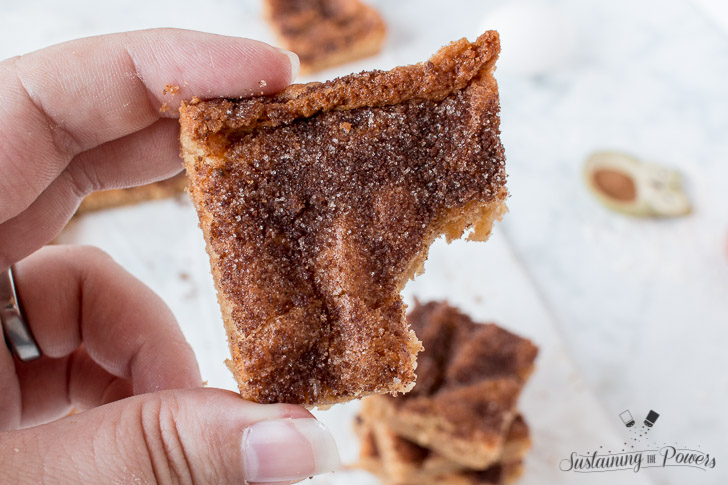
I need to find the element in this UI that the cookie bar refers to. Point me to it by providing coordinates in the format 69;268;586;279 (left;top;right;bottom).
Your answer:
263;0;386;74
355;413;531;484
179;32;507;406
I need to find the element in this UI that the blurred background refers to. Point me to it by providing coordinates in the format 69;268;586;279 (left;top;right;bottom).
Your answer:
2;1;727;484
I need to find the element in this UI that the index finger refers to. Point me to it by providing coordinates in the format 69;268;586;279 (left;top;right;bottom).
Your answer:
0;28;297;225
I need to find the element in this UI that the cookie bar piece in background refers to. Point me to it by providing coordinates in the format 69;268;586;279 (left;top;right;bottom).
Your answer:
422;462;524;485
263;0;386;74
355;413;531;484
355;422;526;485
361;301;538;468
74;173;187;216
180;32;507;406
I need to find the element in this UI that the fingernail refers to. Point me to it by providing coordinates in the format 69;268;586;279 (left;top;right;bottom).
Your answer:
243;418;340;483
275;47;300;82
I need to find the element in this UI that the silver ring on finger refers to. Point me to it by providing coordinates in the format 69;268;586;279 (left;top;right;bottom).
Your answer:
1;266;41;362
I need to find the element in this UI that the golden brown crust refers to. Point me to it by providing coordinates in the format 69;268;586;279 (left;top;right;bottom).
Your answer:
501;415;532;464
360;301;538;468
179;32;506;406
263;0;386;74
179;31;500;138
74;173;187;216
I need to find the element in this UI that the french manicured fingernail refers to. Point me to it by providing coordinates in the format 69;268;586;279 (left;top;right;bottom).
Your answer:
275;47;300;82
243;418;340;482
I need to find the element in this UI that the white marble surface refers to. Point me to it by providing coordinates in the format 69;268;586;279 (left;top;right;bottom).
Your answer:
2;0;727;483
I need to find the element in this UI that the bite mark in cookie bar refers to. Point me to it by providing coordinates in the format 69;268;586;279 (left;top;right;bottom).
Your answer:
264;0;386;74
179;32;507;406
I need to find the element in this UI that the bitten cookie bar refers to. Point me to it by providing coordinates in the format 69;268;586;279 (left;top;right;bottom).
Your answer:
355;413;531;485
263;0;386;74
179;32;507;407
361;302;538;469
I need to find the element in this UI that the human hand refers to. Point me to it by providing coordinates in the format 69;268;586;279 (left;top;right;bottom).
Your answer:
0;29;340;484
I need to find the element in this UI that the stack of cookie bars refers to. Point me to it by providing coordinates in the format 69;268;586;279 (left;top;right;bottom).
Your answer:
355;301;538;485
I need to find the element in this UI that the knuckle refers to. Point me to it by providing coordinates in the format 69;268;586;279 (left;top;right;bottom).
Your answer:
138;395;194;485
33;245;115;275
60;166;94;201
71;245;113;264
12;55;84;160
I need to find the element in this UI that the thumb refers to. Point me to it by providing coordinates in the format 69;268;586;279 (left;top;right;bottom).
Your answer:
0;388;340;484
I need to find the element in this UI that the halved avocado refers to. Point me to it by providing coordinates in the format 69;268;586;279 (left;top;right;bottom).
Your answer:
584;151;691;217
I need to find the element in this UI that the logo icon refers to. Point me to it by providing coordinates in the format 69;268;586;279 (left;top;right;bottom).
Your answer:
619;409;635;427
644;410;659;428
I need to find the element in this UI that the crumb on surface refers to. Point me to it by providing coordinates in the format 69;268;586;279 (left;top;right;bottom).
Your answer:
163;83;181;96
